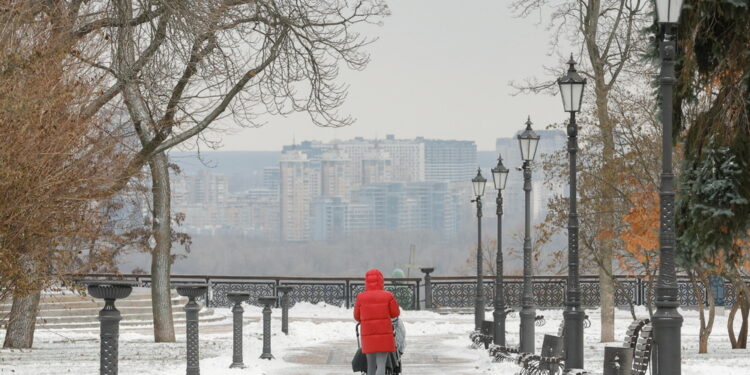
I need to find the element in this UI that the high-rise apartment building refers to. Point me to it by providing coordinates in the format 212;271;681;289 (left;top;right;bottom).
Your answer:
262;167;280;192
320;150;354;199
379;135;425;182
360;149;393;185
311;196;347;241
423;139;478;183
175;170;229;205
279;150;318;242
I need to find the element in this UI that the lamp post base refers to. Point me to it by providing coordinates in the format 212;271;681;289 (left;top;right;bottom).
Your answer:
493;309;506;346
563;307;585;370
475;296;485;331
652;305;683;375
519;307;536;353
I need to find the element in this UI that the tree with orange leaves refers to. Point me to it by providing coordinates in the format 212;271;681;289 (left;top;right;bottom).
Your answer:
619;188;660;315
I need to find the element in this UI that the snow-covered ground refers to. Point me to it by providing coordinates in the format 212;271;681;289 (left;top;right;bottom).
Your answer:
1;303;748;374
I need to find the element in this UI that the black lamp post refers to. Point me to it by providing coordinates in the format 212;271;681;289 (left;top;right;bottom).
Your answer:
471;167;487;331
518;116;540;353
491;156;509;346
653;1;684;374
558;54;587;370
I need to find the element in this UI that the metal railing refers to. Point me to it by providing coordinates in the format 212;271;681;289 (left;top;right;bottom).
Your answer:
72;273;747;310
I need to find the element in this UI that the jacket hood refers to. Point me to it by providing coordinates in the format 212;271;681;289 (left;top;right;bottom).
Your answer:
364;269;384;291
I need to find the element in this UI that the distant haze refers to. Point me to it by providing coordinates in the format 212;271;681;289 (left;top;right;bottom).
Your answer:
197;0;566;152
171;150;501;191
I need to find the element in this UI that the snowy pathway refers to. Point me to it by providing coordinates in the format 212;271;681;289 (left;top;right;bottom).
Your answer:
278;334;493;375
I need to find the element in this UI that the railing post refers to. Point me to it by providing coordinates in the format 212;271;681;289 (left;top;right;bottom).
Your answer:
420;267;434;310
205;278;211;308
276;286;294;335
345;280;351;309
638;278;645;306
415;279;421;311
258;296;277;360
177;284;208;375
84;282;133;375
227;293;250;368
274;280;281;308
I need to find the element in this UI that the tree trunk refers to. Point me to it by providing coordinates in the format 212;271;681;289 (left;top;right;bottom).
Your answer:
727;271;750;349
728;296;749;349
595;90;616;343
689;270;715;354
599;255;615;341
150;151;175;342
738;301;749;348
581;0;618;343
2;291;41;349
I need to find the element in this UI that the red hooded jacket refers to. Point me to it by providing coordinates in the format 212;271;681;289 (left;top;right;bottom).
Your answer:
354;269;400;354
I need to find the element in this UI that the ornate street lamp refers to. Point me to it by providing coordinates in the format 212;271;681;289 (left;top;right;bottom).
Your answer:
518;117;540;353
558;54;587;370
471;167;487;331
653;1;684;375
491;156;509;346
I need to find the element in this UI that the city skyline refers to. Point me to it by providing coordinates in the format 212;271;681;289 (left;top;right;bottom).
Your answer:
169;131;566;244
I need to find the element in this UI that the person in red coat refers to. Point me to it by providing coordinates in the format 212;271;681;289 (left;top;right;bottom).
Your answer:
354;269;400;375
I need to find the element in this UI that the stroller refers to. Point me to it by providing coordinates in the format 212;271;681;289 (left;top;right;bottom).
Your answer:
353;318;405;374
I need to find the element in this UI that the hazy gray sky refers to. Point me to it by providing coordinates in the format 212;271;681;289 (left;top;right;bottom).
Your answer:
211;0;568;152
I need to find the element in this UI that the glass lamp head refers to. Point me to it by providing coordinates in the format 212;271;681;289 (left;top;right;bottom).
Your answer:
557;55;586;113
491;156;510;191
472;168;487;197
655;0;683;24
518;116;541;162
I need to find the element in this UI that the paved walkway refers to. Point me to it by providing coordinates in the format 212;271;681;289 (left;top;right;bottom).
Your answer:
279;334;489;375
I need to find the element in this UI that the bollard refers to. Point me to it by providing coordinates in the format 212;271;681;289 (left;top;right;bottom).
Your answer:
258;296;277;360
226;292;250;369
420;267;434;309
176;284;208;375
85;281;133;375
276;286;294;335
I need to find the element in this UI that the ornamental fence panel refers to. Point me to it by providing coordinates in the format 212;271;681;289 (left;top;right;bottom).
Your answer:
428;276;749;309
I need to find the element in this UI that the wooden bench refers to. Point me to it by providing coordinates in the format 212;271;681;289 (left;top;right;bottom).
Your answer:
631;322;653;375
566;318;652;375
470;320;495;349
518;334;565;374
489;333;565;374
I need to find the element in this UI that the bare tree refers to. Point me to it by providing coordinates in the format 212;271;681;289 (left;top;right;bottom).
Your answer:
95;0;389;341
511;0;651;341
